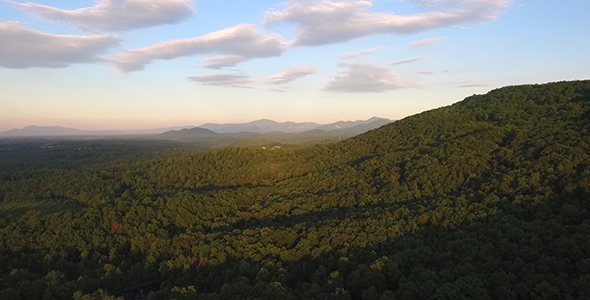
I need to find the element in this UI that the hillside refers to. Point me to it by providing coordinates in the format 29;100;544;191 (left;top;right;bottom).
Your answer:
1;81;590;299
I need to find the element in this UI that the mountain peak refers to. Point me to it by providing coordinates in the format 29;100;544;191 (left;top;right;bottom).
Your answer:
367;116;388;122
160;127;218;138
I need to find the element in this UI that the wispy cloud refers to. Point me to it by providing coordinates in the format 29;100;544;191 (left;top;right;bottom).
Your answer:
417;70;437;75
201;55;246;69
408;37;446;47
340;47;386;60
8;0;195;32
265;66;317;84
325;62;414;93
187;74;253;88
456;81;489;87
268;88;288;93
110;24;293;72
265;0;511;46
392;55;431;65
0;21;119;69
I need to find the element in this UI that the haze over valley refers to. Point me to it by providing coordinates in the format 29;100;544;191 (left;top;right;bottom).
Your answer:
0;117;391;137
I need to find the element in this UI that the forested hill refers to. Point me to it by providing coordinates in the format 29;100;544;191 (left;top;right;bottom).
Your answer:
1;80;590;299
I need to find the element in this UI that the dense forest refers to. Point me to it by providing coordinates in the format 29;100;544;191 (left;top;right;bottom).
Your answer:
1;80;590;299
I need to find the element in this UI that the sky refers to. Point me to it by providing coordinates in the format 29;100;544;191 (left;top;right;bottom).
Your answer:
0;0;589;131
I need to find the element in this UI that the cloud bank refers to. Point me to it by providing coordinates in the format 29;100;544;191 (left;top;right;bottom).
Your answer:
325;62;413;92
110;24;293;72
265;0;510;46
9;0;195;32
265;66;317;84
0;21;119;69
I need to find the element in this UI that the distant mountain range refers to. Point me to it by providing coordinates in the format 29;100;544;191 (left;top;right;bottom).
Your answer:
0;126;87;137
314;117;390;132
198;117;391;134
198;119;320;134
158;117;392;142
304;117;392;136
0;117;392;138
0;125;196;137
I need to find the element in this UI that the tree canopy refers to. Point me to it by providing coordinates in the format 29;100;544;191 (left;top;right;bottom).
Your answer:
1;80;590;299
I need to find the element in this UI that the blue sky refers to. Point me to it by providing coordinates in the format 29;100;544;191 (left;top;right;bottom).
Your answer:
0;0;589;131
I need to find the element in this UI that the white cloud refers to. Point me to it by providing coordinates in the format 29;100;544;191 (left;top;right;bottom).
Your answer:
201;55;246;69
265;66;317;84
110;24;292;72
325;62;414;92
9;0;194;32
408;37;446;47
187;74;253;88
392;55;430;65
265;0;510;46
340;47;386;60
0;21;119;69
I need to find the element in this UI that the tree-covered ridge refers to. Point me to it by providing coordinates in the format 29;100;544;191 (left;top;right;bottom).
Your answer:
1;80;590;299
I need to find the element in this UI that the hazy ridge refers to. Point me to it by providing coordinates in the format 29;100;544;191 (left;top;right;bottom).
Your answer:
0;117;391;138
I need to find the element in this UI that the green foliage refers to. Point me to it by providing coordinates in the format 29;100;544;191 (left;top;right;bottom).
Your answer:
1;80;590;299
